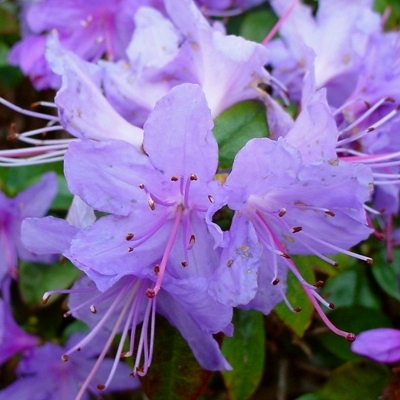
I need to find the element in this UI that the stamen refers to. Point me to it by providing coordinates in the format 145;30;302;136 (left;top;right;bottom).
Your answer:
0;97;59;121
300;230;372;264
338;97;394;137
148;206;184;296
262;0;301;45
139;183;175;209
75;284;136;400
338;104;400;147
183;174;197;208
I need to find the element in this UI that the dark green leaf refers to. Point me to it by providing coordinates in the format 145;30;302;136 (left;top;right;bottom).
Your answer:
213;100;269;170
318;306;392;361
239;8;277;43
19;259;82;306
371;249;400;301
140;315;212;400
296;360;391;400
322;265;382;310
0;4;18;35
222;309;265;400
275;256;314;337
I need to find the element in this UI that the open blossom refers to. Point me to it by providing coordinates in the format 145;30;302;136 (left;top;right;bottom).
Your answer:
351;328;400;363
0;172;57;281
8;0;163;90
209;76;374;339
101;0;271;126
265;0;381;105
22;84;232;395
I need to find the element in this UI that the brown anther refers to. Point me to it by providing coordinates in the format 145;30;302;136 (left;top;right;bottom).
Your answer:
189;234;196;245
148;199;155;210
171;176;179;181
363;100;371;109
125;233;134;241
7;123;18;140
154;265;160;274
62;355;69;362
63;312;71;318
313;280;324;288
378;208;386;213
129;372;136;378
280;252;291;259
127;247;134;252
325;210;335;217
227;259;234;267
97;384;106;391
77;348;81;352
346;333;356;342
42;294;50;305
146;288;156;298
120;351;131;358
328;303;335;309
136;366;144;374
208;195;215;203
333;261;339;267
139;183;145;189
272;278;280;285
278;208;286;217
366;127;375;132
90;305;97;314
385;97;395;103
30;101;41;109
190;174;198;181
396;103;400;111
291;226;302;233
181;261;188;267
366;258;373;265
294;307;302;313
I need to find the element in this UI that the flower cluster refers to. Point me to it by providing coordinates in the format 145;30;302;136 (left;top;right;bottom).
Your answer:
1;0;400;399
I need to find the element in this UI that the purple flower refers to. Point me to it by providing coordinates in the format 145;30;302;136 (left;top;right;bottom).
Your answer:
266;0;381;105
0;298;38;366
351;328;400;363
0;172;57;281
8;0;163;90
101;0;270;126
0;332;138;400
209;133;373;339
22;83;233;391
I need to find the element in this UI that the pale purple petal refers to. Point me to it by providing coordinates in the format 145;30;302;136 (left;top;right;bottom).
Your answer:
143;83;218;181
64;140;156;216
351;328;400;363
21;216;79;255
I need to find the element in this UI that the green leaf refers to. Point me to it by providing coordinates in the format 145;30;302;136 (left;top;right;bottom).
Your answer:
19;259;82;306
0;4;18;35
296;360;391;400
213;100;269;170
1;161;64;195
371;249;400;301
322;265;382;310
274;256;314;337
317;306;392;361
239;8;277;43
139;315;212;400
221;309;265;400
